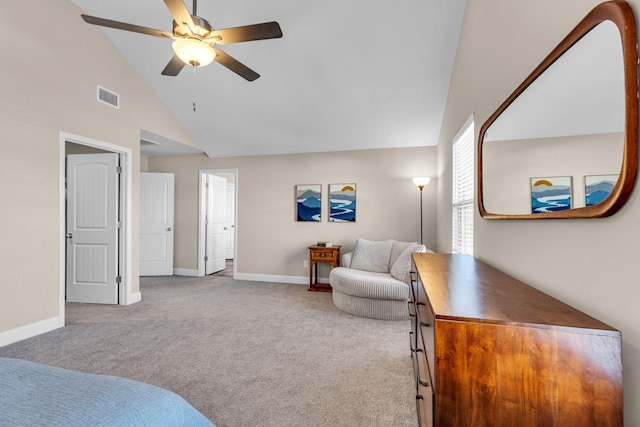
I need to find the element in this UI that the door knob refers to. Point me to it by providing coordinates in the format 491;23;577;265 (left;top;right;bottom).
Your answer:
167;227;172;231
65;233;73;239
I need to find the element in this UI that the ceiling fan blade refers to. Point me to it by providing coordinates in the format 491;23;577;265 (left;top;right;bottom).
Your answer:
164;0;197;34
81;15;174;39
206;22;282;45
214;50;260;81
161;54;187;76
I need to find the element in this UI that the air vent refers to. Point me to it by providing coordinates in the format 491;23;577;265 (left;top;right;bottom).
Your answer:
97;86;120;109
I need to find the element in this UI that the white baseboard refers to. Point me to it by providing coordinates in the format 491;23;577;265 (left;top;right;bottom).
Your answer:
233;272;330;285
0;317;60;348
174;268;199;277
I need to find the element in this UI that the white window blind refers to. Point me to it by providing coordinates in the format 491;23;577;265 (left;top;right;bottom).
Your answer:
452;117;475;255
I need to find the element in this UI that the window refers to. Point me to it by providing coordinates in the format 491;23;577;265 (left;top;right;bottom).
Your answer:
452;116;475;255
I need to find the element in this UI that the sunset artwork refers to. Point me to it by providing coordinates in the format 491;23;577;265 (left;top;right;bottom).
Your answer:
530;176;572;214
329;184;356;222
296;184;321;222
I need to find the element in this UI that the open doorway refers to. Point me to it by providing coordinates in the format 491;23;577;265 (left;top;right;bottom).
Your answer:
58;132;136;327
198;169;237;277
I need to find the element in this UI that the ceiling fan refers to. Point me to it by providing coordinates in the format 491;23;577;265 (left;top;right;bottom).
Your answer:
81;0;282;81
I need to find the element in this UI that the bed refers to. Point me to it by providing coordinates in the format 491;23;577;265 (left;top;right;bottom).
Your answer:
0;358;215;426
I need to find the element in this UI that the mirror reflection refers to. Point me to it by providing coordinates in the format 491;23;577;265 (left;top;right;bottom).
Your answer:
482;21;624;215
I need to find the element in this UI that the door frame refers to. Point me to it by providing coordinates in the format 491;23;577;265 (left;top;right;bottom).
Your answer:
58;132;136;327
198;168;238;277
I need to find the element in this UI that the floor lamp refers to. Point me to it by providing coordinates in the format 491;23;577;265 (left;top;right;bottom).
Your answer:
412;177;431;245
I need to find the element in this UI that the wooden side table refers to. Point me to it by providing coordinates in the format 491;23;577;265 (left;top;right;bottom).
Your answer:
308;245;341;292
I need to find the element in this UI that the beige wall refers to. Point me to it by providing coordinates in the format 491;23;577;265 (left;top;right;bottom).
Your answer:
483;132;622;213
438;0;640;424
148;147;437;278
0;1;198;336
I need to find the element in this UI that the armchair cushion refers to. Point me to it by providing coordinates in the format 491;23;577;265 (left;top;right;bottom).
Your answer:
390;244;430;284
349;239;393;273
341;251;354;268
388;240;418;270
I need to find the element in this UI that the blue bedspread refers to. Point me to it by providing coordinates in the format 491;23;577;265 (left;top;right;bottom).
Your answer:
0;358;215;426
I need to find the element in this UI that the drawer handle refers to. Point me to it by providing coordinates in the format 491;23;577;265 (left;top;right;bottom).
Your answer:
416;302;425;306
418;378;430;387
416;395;424;400
420;321;431;327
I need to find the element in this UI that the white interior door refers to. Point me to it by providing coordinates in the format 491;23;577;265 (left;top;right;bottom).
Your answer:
224;183;236;259
140;173;174;276
66;153;119;304
205;174;227;274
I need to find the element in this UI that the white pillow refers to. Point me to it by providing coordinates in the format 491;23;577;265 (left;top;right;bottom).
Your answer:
390;244;426;284
350;239;393;273
389;240;418;269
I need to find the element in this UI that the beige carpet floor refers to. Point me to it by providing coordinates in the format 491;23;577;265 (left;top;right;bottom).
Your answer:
0;275;418;427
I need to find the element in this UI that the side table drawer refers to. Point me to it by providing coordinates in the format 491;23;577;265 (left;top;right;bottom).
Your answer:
310;249;338;262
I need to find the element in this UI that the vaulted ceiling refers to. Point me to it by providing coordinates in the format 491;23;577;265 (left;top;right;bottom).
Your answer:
69;0;467;157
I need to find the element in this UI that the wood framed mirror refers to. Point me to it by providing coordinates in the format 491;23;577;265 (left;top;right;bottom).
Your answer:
478;1;637;219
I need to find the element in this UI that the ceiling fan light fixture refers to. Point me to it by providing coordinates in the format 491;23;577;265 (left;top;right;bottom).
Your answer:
172;38;216;67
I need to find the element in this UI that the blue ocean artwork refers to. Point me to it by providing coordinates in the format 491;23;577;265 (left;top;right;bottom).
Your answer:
329;184;356;222
530;177;572;214
296;185;321;222
585;175;618;207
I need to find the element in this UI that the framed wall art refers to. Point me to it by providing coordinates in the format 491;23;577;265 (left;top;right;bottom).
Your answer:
329;183;356;222
585;174;619;207
295;184;321;222
530;176;572;214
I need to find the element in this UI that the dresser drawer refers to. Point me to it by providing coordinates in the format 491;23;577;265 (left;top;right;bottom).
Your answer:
408;301;417;353
415;280;435;390
415;325;433;390
416;306;435;384
416;382;434;427
414;328;433;427
409;274;418;354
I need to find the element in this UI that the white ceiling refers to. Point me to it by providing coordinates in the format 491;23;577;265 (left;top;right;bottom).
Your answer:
69;0;467;158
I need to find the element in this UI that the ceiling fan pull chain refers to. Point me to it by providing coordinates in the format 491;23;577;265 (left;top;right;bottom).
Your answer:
193;65;197;112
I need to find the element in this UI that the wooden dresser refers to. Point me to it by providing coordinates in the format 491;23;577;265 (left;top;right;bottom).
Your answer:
409;253;622;427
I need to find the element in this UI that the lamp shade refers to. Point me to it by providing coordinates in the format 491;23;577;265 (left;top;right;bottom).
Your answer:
172;38;216;67
412;176;431;189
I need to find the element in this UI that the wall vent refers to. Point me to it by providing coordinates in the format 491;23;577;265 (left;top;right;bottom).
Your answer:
97;86;120;109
